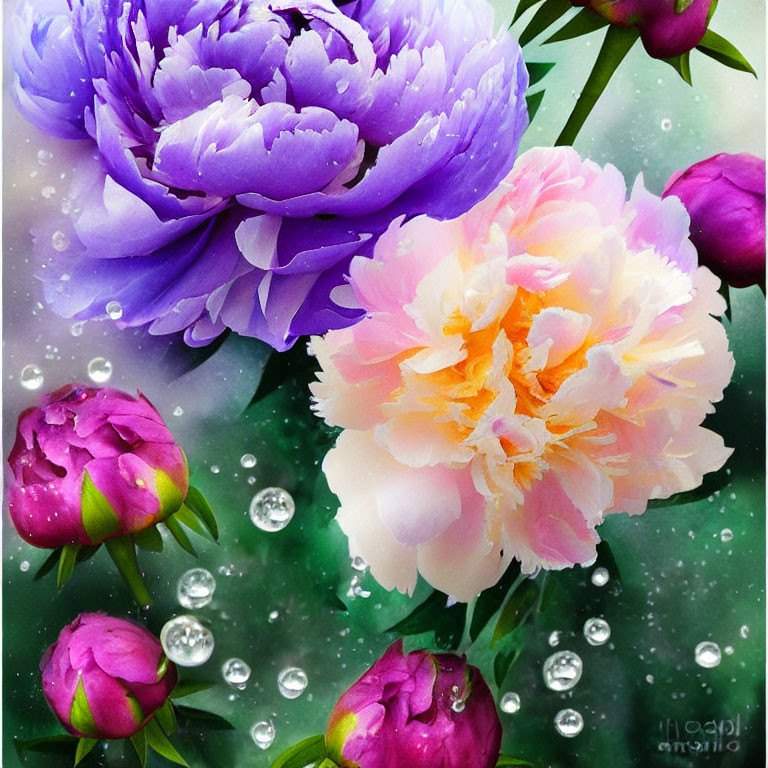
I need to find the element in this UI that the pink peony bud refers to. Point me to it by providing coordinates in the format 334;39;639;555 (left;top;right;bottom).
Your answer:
40;613;177;740
663;153;766;289
7;385;189;548
326;640;502;768
572;0;712;58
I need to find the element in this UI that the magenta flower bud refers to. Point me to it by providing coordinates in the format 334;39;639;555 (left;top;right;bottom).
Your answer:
572;0;711;58
663;153;766;289
326;641;502;768
7;384;189;548
40;613;177;740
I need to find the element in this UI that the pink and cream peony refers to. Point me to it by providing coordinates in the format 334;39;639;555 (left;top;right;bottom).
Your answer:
310;147;734;601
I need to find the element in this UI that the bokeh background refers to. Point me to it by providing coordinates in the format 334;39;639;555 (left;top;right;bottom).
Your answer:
3;1;765;767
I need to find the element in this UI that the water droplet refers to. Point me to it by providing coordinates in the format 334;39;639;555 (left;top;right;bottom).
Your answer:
548;630;561;647
240;453;257;469
660;118;672;131
41;186;56;199
20;364;44;391
51;231;70;251
70;321;85;337
720;528;733;543
350;555;368;571
500;692;520;714
247;476;257;485
20;560;30;572
646;674;655;684
177;568;216;609
346;575;371;598
543;650;583;691
268;610;279;623
173;406;184;417
222;658;251;688
38;149;53;165
251;720;275;750
450;699;466;713
336;78;350;94
160;615;214;667
554;708;584;738
250;487;295;532
210;465;220;474
740;624;749;639
591;567;609;587
105;301;123;320
278;666;308;699
695;641;722;668
583;617;611;646
87;357;113;383
724;645;734;656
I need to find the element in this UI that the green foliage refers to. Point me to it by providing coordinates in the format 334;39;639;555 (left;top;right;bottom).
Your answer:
387;590;467;651
269;735;328;768
697;30;757;75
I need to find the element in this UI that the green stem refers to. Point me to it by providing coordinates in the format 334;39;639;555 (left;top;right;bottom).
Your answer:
555;25;639;146
104;536;151;606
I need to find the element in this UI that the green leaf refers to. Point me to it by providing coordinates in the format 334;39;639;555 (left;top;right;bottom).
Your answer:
170;680;217;699
556;26;639;146
494;642;523;687
81;470;121;543
543;7;609;44
647;464;731;511
74;738;98;767
697;30;756;76
251;341;319;404
269;735;328;768
34;547;63;581
15;735;79;756
519;0;572;47
664;51;693;85
317;760;340;768
526;90;546;123
104;536;152;606
130;730;148;768
492;579;539;647
76;545;100;564
172;504;211;539
144;718;189;767
164;515;197;558
434;601;468;650
134;525;164;553
156;700;176;736
497;757;534;767
70;678;97;738
526;61;555;86
184;486;219;541
470;561;522;642
386;590;468;650
512;0;546;25
173;705;235;731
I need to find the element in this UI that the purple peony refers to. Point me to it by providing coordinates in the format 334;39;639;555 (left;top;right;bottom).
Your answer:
571;0;711;58
664;153;766;289
14;0;528;350
325;640;502;768
7;384;189;548
40;613;177;739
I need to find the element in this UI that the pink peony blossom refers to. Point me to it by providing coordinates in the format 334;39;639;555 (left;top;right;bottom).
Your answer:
311;147;734;601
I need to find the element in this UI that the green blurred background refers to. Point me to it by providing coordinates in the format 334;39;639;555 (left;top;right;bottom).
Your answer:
3;1;765;767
